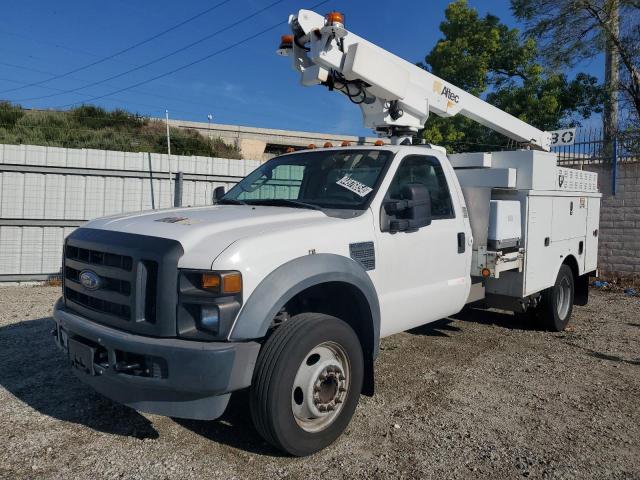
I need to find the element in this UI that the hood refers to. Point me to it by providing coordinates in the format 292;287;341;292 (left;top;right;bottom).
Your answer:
83;205;332;258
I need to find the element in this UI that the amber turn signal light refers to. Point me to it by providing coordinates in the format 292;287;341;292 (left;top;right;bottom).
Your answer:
201;271;242;294
323;142;333;148
481;268;491;278
374;140;384;146
341;140;351;146
222;273;242;294
202;273;221;289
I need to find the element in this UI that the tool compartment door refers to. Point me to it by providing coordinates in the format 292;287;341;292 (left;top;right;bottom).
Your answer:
524;196;554;295
551;196;588;242
585;196;600;273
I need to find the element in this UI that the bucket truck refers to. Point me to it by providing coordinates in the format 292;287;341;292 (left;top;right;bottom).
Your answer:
51;9;601;456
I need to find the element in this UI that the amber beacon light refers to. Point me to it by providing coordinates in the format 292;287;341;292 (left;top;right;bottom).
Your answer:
276;34;294;56
279;35;293;49
325;11;345;27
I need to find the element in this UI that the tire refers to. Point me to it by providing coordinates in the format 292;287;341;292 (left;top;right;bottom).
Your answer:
249;312;364;456
539;264;575;332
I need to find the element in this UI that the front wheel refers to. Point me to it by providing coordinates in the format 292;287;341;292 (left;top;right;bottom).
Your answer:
539;264;575;331
249;313;364;456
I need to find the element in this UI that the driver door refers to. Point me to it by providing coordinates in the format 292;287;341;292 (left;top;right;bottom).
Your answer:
374;154;470;336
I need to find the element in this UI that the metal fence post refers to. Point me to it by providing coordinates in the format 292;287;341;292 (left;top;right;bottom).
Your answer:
174;171;183;207
147;152;156;209
612;136;618;196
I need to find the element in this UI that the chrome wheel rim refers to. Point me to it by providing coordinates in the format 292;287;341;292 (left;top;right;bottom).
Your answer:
557;277;571;320
291;341;350;433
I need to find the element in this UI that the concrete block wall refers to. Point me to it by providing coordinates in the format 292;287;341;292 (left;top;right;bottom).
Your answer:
584;162;640;282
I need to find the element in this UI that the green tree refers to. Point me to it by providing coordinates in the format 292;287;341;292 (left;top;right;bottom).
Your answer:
511;0;640;132
419;0;604;152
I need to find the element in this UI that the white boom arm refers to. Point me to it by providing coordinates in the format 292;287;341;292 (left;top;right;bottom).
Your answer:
279;9;551;151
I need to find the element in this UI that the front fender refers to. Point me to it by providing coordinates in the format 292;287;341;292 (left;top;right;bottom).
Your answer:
228;253;381;356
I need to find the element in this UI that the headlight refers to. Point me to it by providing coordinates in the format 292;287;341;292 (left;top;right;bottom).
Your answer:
177;270;243;340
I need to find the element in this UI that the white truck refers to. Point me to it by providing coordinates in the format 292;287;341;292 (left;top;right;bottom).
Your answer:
52;9;601;456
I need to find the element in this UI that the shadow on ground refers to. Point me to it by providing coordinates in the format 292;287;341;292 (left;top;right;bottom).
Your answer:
0;316;285;454
408;308;538;337
562;340;640;366
0;317;159;439
453;307;539;330
174;390;285;457
0;318;158;438
408;318;462;337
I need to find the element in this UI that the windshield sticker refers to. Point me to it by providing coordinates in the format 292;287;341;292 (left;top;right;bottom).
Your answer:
336;175;373;197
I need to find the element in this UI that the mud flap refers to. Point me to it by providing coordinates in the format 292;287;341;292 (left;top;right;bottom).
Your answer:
575;272;591;306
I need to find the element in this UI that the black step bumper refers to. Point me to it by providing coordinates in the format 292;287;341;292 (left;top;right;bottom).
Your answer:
52;298;260;420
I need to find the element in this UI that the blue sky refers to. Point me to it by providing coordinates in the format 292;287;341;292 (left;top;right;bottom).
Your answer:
0;0;604;136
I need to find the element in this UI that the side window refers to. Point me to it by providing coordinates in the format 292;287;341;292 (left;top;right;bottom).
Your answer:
387;155;454;219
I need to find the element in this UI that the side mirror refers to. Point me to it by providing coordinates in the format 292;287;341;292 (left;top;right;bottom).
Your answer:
383;183;432;233
213;186;225;203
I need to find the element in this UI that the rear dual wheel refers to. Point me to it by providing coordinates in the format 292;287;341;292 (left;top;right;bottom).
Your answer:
249;313;363;456
539;264;575;332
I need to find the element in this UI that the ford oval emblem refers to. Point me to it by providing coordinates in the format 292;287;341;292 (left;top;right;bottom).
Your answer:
79;270;101;291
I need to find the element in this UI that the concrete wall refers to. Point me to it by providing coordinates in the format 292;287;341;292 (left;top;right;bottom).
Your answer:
584;162;640;283
0;144;259;281
165;119;382;161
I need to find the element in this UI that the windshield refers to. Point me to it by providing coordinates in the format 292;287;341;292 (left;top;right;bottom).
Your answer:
222;149;393;210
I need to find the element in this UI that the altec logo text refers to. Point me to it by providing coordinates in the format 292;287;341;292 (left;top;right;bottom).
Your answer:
441;86;459;104
432;80;460;109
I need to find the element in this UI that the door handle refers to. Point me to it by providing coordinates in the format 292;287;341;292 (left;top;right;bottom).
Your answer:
457;232;465;253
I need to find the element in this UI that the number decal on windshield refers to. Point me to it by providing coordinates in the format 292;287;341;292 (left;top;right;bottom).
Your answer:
336;175;373;197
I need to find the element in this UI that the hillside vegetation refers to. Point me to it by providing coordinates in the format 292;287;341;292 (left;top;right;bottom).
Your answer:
0;102;241;159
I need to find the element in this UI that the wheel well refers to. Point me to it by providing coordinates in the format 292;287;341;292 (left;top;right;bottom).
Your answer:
562;255;579;281
279;281;376;396
563;255;589;306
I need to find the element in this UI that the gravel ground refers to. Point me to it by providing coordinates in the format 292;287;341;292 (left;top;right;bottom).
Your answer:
0;285;638;480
